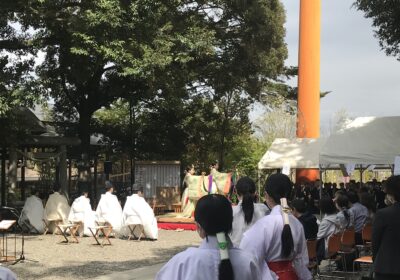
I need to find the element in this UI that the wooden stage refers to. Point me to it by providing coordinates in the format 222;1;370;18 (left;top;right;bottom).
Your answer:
156;213;196;231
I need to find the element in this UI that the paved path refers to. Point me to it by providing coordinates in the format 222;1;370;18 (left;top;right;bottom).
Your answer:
94;263;164;280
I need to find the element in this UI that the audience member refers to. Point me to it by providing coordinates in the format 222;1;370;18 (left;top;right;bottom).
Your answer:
316;196;339;261
291;199;318;240
334;193;354;231
372;175;400;280
347;191;368;244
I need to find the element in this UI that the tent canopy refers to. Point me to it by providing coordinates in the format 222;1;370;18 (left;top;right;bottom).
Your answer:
258;138;326;170
320;116;400;165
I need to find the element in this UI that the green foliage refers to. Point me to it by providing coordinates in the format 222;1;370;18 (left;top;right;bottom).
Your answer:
354;0;400;59
0;1;41;115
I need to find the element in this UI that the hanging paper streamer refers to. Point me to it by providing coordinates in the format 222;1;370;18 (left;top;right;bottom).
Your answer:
208;175;213;194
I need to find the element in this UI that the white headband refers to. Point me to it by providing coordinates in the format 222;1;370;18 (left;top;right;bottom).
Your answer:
216;232;229;261
280;198;290;225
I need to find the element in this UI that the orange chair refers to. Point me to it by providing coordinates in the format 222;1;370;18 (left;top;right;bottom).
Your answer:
307;239;318;273
353;255;373;273
320;234;345;279
357;224;372;255
340;227;355;252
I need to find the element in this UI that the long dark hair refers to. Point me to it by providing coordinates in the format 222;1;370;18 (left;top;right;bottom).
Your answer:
335;194;350;224
265;174;294;258
236;177;256;224
195;194;234;280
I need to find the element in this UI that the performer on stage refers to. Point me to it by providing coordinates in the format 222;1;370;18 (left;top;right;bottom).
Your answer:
156;194;261;280
180;165;196;218
96;181;123;234
122;187;158;240
230;177;269;247
44;184;70;233
68;187;96;236
240;174;312;280
19;187;45;234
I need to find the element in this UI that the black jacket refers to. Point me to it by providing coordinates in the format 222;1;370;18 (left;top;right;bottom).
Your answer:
298;211;318;240
373;202;400;275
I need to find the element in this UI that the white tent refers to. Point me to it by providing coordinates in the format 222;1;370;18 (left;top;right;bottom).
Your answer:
258;138;326;170
320;116;400;165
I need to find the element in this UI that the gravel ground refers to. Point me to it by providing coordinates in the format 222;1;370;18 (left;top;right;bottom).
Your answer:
6;230;201;280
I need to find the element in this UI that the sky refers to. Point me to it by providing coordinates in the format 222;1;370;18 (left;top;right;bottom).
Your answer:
276;0;400;135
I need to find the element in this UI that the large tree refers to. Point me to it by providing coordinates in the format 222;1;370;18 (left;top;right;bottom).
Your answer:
354;0;400;59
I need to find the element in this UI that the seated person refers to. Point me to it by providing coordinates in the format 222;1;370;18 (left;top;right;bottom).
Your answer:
316;196;339;261
44;184;70;233
291;199;318;240
96;181;123;235
347;191;368;244
68;187;96;236
19;187;45;234
122;187;158;240
335;193;354;231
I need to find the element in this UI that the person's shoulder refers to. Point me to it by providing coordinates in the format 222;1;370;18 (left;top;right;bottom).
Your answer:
377;204;400;216
229;247;258;262
167;247;207;265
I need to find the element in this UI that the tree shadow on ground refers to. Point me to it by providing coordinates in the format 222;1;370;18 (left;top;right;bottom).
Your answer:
10;245;189;279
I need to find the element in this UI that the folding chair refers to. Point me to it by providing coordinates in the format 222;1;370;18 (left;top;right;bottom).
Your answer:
338;227;356;272
353;255;373;273
319;234;345;279
306;239;318;275
127;224;145;241
43;219;63;235
88;223;113;247
56;223;81;243
356;224;372;256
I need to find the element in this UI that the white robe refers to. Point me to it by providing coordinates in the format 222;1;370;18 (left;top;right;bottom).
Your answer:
156;236;261;280
19;195;45;233
122;194;158;239
96;192;123;234
68;195;96;236
230;202;269;247
240;205;312;280
44;192;70;233
0;267;17;280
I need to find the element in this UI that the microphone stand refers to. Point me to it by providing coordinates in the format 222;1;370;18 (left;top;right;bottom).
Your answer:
1;207;38;265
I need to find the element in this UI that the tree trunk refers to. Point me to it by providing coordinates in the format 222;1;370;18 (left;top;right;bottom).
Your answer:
77;108;93;199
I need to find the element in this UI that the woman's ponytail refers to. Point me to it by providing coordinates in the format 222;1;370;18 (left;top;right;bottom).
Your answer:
236;177;256;225
242;192;254;225
280;198;294;258
216;232;234;280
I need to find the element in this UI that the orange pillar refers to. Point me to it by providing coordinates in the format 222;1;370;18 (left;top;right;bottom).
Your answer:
296;0;321;183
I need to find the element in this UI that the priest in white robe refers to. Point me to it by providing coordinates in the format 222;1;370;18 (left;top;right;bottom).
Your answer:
122;187;158;240
96;181;123;234
19;188;45;234
68;187;96;236
44;184;71;233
